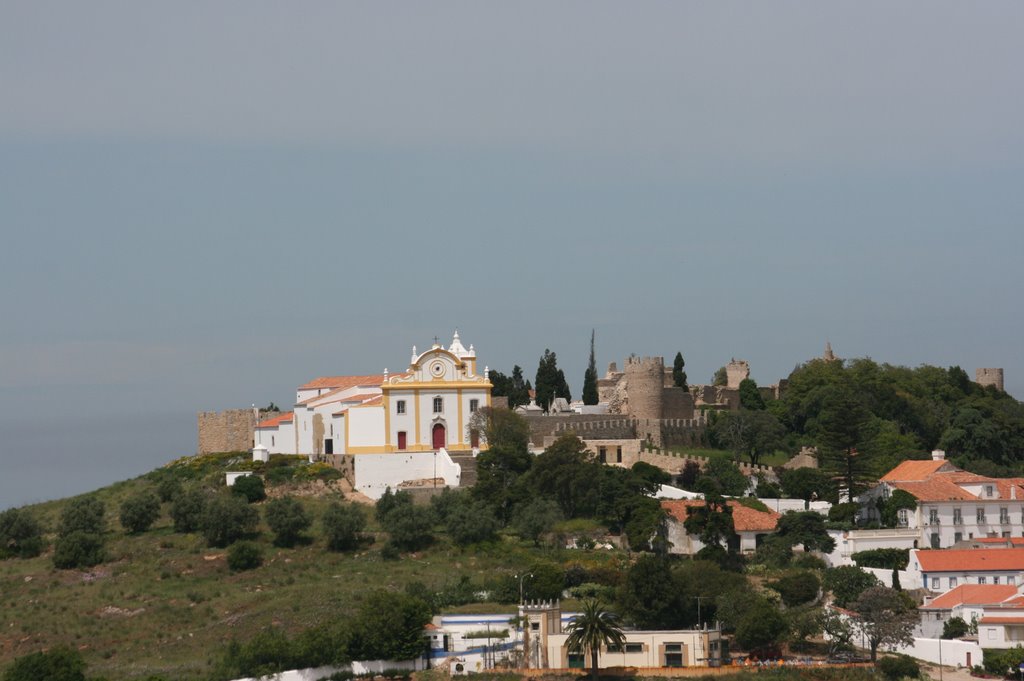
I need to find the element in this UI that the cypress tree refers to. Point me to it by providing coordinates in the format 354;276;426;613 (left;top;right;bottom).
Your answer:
536;349;571;410
582;330;599;405
672;352;688;390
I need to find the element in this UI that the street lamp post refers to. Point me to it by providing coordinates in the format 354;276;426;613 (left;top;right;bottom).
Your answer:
516;572;533;604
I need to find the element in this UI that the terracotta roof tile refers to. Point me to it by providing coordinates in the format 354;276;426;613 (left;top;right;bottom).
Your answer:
916;548;1024;573
881;460;952;482
921;584;1018;609
661;499;780;533
298;374;386;391
890;479;977;502
256;412;294;428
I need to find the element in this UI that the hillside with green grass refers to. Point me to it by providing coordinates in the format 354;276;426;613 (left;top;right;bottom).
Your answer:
0;451;623;681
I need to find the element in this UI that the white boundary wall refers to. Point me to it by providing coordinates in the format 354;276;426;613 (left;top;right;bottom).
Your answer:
862;566;923;591
353;448;461;500
894;637;983;668
232;657;425;681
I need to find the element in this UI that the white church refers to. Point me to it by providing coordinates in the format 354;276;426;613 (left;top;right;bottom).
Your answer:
253;331;493;498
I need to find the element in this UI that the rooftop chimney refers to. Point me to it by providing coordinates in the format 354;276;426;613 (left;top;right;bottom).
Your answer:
932;449;946;461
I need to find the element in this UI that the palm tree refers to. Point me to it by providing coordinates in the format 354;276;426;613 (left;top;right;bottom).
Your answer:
565;599;626;679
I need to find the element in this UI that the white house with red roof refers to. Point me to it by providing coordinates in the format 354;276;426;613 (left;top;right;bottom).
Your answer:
859;450;1024;551
661;499;780;554
917;584;1019;638
910;547;1024;593
254;332;492;498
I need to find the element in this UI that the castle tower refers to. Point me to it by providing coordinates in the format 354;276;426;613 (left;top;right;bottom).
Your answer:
976;368;1005;392
624;356;665;420
824;342;837;362
725;359;750;389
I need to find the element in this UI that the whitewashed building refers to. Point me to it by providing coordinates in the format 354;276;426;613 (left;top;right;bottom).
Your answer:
257;332;491;458
661;499;780;555
253;332;492;498
859;451;1024;550
520;601;722;670
910;547;1024;593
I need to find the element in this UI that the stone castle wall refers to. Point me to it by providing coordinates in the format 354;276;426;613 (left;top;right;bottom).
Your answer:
529;412;707;449
197;409;259;454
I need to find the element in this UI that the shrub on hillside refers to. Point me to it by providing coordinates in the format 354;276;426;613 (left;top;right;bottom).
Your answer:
322;502;367;552
380;503;434;553
0;507;45;559
264;497;312;547
230;475;266;503
735;599;788;656
52;531;105;570
852;548;910;570
877;654;920;680
2;646;86;681
156;476;183;503
983;646;1024;676
53;496;107;569
824;565;880;608
171;487;208;533
375;487;413;522
119;489;162;534
58;496;106;536
769;570;821;607
201;495;259;547
227;541;263;571
444;497;499;546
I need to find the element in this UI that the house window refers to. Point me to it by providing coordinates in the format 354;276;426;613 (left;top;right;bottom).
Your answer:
530;622;540;631
898;509;909;527
978;508;987;523
396;400;406;415
606;644;623;653
1001;508;1010;523
1009;576;1016;586
625;643;644;653
616;446;623;463
433;397;443;413
954;532;963;543
936;612;942;620
931;577;940;589
986;486;995;497
954;509;963;524
979;576;987;584
994;576;1001;584
271;436;275;446
929;509;940;525
598;447;607;463
469;399;479;413
950;577;958;588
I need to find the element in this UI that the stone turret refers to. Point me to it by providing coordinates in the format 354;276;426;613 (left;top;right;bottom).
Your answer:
624;356;665;420
976;368;1005;392
725;359;750;389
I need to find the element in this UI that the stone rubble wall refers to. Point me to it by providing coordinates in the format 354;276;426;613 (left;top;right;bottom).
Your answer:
197;409;268;454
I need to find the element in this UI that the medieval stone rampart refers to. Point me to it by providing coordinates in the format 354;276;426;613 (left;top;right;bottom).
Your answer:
197;409;262;454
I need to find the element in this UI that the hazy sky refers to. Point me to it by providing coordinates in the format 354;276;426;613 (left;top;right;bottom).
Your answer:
2;2;1022;506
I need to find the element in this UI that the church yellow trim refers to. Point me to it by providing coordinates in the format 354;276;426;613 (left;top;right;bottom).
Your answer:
383;380;492;391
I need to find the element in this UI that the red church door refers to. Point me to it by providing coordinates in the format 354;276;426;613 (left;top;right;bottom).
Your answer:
397;431;407;450
432;423;446;450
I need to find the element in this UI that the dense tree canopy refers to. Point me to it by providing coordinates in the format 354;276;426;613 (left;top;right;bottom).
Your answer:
535;349;572;410
489;365;532;409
